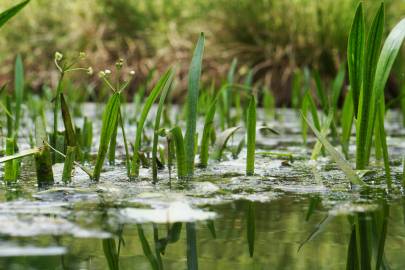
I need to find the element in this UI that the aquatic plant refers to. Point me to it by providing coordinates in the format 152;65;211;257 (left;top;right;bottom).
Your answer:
152;68;175;183
184;33;205;178
246;95;256;176
131;68;174;178
52;52;92;163
348;3;405;170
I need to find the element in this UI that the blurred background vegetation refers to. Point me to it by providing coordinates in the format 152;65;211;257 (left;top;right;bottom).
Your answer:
0;0;404;104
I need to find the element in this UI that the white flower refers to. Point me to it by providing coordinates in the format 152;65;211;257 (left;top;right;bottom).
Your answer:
98;71;106;78
87;67;93;75
129;70;135;76
104;69;111;75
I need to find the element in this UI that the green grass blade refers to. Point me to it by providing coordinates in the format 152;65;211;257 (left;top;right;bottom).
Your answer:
152;68;175;183
131;68;173;178
357;3;385;169
371;18;405;139
168;126;187;179
331;64;346;110
0;0;30;28
291;70;302;110
93;92;121;181
301;113;365;186
14;54;24;135
376;101;391;190
347;2;365;118
60;94;77;147
108;121;118;165
62;146;76;183
4;137;17;182
246;95;256;176
0;100;13;118
184;33;205;178
118;109;131;177
199;94;219;168
341;90;354;159
313;71;328;113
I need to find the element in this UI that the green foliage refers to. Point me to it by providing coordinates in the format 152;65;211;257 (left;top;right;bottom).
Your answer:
131;68;174;178
356;3;385;169
167;126;187;179
62;146;76;183
184;33;205;178
199;93;219;168
347;3;405;178
246;95;256;176
93;93;121;181
0;0;29;29
347;3;364;118
14;54;24;136
4;137;18;182
152;68;175;183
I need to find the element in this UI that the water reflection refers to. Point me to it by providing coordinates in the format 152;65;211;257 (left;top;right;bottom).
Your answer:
1;197;405;269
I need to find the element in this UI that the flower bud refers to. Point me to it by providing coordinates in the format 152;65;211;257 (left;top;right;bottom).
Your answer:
98;71;106;78
55;52;63;61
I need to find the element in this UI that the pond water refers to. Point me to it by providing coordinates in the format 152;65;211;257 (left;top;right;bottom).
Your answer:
0;107;404;269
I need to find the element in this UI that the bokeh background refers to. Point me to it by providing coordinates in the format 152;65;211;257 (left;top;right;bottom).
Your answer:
0;0;404;104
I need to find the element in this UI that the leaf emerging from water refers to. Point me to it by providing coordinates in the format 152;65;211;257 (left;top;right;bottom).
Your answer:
184;33;205;177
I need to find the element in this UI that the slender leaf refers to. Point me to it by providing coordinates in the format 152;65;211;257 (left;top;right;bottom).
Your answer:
356;3;385;169
246;95;256;176
347;3;365;118
131;68;173;178
168;126;187;179
0;0;30;28
60;94;77;147
199;94;218;168
184;33;205;178
152;68;175;183
93;93;121;181
14;54;24;135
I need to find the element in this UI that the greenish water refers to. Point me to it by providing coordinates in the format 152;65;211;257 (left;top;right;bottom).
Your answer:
1;196;405;269
0;108;404;269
